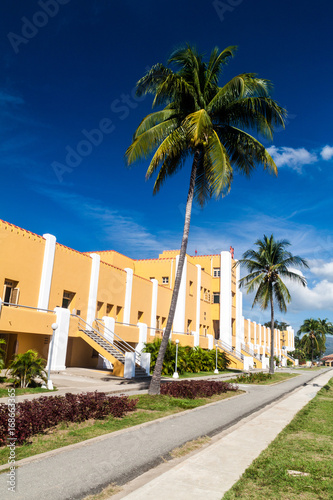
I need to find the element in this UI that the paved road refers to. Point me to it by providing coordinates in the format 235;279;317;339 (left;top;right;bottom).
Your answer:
0;369;329;500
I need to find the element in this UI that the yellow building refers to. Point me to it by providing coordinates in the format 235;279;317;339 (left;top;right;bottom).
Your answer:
0;219;296;377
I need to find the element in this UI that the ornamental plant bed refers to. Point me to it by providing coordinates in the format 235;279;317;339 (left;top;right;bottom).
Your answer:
160;380;238;399
0;392;138;446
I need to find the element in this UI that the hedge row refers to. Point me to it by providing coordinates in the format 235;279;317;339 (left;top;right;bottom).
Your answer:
1;392;138;445
160;380;238;399
143;340;230;376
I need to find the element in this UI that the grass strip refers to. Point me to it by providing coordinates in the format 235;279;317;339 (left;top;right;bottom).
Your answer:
0;390;243;466
0;387;55;398
223;378;333;499
225;372;298;385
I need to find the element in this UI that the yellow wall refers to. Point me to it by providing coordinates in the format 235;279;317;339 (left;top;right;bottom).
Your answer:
0;221;45;307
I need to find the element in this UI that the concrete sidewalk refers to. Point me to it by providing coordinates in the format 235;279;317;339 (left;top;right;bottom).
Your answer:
113;369;333;500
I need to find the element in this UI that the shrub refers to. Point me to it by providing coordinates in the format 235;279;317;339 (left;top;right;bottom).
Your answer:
235;372;272;384
0;392;138;445
143;340;230;376
160;380;238;399
7;350;47;388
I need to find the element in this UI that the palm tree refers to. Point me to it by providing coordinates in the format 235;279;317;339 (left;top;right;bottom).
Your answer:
7;350;47;388
125;45;287;394
237;235;308;374
299;318;331;364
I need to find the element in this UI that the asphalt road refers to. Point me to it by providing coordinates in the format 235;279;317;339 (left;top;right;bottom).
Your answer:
0;369;329;500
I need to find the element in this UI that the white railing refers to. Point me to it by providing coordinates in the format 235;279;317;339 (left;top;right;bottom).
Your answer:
216;339;244;361
94;318;142;365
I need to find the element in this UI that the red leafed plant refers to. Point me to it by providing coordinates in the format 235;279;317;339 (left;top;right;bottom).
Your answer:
0;392;138;445
160;380;238;399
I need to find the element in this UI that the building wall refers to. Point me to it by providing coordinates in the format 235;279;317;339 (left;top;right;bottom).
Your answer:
0;219;294;369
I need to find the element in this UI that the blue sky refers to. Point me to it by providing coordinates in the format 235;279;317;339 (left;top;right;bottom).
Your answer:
1;0;333;332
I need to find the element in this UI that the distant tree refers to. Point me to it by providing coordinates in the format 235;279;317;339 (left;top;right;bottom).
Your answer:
298;319;325;365
263;320;289;331
299;318;333;363
237;234;308;374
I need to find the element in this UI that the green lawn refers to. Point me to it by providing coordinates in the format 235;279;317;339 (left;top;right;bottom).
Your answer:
0;389;243;466
0;386;55;398
223;378;333;499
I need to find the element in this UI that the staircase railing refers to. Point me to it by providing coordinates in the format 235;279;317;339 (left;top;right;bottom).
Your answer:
216;339;244;361
241;343;261;361
94;318;142;366
75;315;125;360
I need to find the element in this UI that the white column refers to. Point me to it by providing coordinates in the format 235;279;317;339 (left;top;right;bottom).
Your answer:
123;268;133;324
235;262;243;352
173;255;187;333
86;253;100;327
195;264;201;335
150;279;158;333
257;324;261;353
97;316;115;369
220;251;232;345
102;316;115;344
38;234;56;311
46;307;70;371
137;322;148;353
247;319;251;347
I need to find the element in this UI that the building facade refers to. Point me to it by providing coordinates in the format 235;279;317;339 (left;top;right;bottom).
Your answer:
0;219;296;376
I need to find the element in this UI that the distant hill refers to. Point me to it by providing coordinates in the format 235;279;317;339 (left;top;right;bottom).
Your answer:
324;336;333;355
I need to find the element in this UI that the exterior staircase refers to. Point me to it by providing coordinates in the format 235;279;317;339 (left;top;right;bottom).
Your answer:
76;317;148;378
216;339;244;369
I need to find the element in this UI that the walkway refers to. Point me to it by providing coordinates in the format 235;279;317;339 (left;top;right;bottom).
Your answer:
115;368;333;499
0;368;331;499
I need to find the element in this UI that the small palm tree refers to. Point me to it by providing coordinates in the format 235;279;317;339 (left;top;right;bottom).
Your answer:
299;318;329;365
0;339;6;371
237;235;308;374
126;45;286;394
7;350;47;388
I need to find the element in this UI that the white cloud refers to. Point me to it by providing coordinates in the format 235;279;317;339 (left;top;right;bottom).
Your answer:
320;145;333;161
308;259;333;280
267;145;317;173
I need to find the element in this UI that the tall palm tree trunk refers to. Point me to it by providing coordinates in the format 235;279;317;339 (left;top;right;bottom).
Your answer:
270;295;275;374
148;152;199;395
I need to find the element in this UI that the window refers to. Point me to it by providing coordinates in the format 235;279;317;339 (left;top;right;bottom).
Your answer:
156;316;160;329
162;276;169;285
137;311;144;322
213;292;220;304
149;277;155;280
187;319;192;333
189;281;193;295
116;306;122;321
213;268;220;277
3;279;19;306
106;303;114;316
96;301;104;316
62;291;75;309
